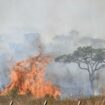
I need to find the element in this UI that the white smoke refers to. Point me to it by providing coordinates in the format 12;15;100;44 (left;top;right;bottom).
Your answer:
0;30;105;97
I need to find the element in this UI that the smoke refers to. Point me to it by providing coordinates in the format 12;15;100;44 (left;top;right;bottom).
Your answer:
0;30;105;97
45;30;105;97
0;32;41;89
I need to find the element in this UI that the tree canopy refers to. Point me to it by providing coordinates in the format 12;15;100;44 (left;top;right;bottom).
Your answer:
55;46;105;73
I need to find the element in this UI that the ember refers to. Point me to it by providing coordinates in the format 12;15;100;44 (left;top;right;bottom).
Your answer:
0;54;60;99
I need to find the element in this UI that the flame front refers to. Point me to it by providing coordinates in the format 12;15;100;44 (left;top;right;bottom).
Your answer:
0;54;61;99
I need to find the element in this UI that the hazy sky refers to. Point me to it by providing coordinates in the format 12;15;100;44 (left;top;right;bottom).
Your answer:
0;0;105;95
0;0;105;43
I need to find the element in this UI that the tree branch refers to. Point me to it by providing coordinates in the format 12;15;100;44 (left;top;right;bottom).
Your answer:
93;61;105;72
96;64;105;70
94;61;99;71
77;62;89;71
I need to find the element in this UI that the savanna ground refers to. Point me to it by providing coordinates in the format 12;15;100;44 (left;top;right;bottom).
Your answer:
1;94;105;105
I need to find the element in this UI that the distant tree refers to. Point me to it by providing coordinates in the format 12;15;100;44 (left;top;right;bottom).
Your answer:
55;46;105;95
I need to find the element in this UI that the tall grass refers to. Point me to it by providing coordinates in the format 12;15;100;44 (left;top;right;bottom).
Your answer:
0;95;105;105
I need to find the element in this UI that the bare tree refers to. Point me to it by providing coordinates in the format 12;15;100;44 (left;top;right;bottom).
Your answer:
55;46;105;95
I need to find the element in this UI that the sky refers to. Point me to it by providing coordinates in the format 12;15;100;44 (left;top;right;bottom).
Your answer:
0;0;105;43
0;0;105;96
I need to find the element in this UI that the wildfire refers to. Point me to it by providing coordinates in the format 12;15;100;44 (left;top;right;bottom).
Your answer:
0;54;60;99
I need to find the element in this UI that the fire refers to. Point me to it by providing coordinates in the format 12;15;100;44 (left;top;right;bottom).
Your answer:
0;54;61;99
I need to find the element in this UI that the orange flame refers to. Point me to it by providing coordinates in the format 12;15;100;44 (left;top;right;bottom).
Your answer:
0;54;60;99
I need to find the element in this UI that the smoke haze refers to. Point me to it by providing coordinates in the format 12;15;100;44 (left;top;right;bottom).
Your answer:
0;0;105;97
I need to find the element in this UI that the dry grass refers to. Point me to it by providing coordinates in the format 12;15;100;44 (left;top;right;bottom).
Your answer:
0;95;105;105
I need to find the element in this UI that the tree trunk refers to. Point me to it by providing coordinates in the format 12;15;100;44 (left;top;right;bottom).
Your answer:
89;75;95;95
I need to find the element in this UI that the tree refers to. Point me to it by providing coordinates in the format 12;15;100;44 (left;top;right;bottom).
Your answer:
55;46;105;95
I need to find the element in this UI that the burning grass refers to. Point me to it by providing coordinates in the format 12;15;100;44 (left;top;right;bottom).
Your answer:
0;54;60;99
1;53;105;105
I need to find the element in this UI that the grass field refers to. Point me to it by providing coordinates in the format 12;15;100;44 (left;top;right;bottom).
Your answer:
0;95;105;105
